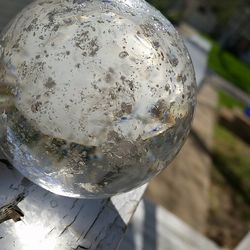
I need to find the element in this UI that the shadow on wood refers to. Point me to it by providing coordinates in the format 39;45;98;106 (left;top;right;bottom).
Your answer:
119;200;158;250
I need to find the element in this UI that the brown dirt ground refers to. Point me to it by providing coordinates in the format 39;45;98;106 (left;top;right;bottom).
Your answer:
146;83;217;233
145;82;250;249
206;164;250;249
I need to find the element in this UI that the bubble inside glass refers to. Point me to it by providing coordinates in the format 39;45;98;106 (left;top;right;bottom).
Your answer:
0;0;197;198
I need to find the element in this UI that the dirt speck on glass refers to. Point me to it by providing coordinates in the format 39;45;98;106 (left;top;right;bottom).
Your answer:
0;0;196;198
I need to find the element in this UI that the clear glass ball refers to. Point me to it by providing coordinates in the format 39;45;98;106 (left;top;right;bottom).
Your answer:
0;0;196;198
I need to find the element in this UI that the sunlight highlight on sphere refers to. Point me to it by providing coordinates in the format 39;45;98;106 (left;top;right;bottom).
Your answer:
0;0;196;198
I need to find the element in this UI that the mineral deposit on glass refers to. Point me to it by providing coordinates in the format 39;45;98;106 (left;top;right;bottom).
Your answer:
0;0;196;198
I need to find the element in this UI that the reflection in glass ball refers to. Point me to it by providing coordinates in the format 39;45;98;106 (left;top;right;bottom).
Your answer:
0;0;196;198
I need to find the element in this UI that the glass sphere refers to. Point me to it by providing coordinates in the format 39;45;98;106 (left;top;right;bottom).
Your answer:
0;0;196;198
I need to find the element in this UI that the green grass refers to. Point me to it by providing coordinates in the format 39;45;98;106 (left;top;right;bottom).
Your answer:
208;41;250;95
218;91;245;109
213;125;250;202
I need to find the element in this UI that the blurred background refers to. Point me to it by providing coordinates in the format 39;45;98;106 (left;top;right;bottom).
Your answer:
0;0;249;249
141;0;250;249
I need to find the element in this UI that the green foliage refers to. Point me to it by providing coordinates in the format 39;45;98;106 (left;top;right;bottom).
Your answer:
208;41;250;95
218;91;245;109
148;0;250;25
213;125;250;203
146;0;183;23
208;0;248;26
146;0;174;13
